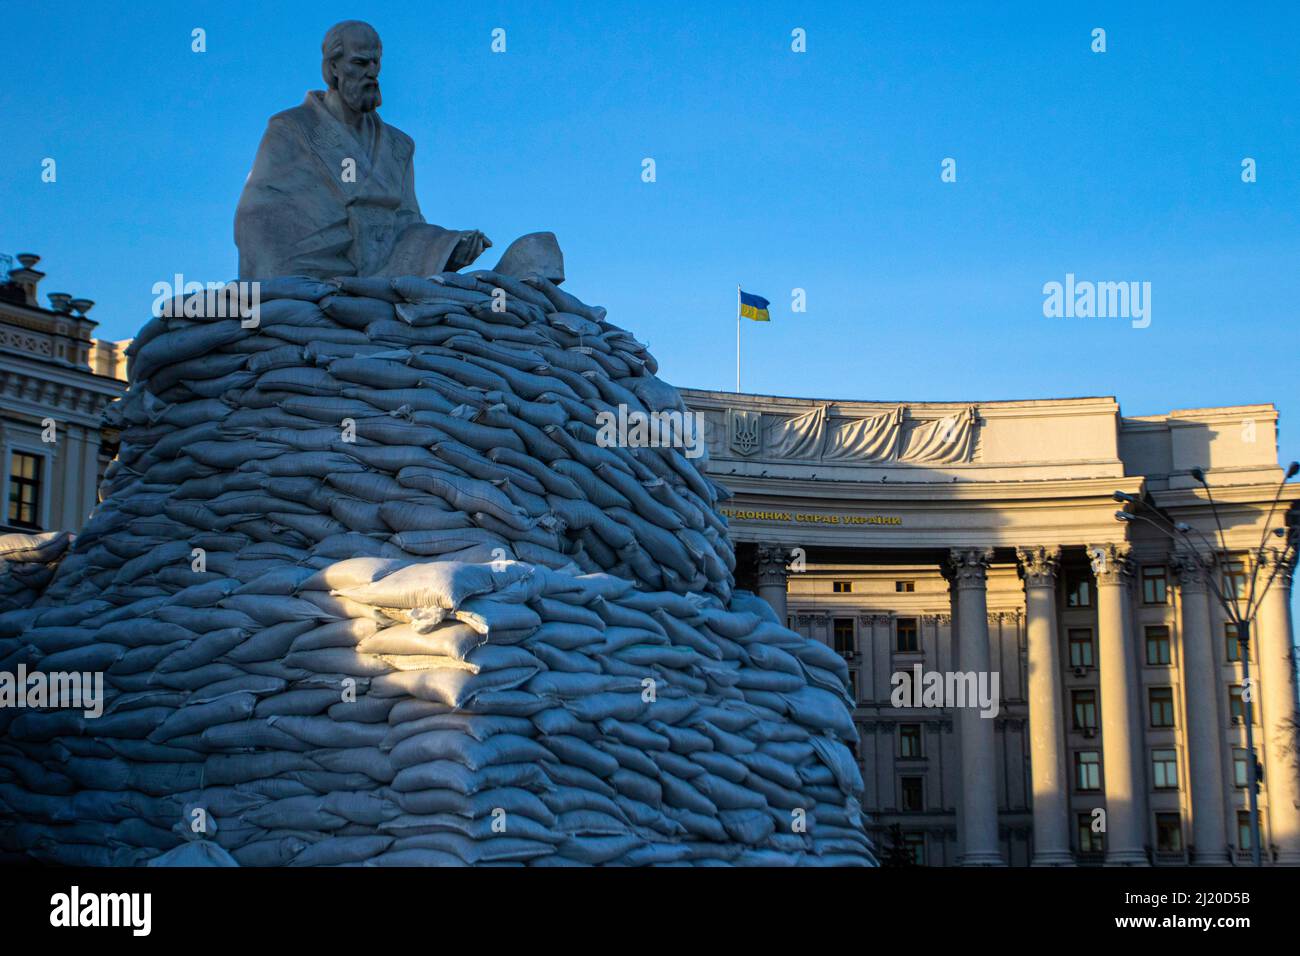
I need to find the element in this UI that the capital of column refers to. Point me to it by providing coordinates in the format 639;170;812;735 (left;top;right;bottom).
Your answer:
755;543;791;588
947;547;994;588
1171;552;1212;594
1257;543;1297;591
1016;544;1062;588
1088;542;1133;585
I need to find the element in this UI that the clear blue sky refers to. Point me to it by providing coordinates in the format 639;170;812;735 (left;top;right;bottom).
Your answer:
3;0;1298;470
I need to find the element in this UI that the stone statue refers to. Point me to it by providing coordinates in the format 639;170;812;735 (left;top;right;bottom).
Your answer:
235;20;493;280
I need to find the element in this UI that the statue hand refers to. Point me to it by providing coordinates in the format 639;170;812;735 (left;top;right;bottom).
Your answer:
450;230;492;270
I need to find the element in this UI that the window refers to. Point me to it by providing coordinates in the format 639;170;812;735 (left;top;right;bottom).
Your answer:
900;776;924;811
832;580;853;593
1233;750;1249;789
1149;687;1175;727
896;617;919;653
1078;813;1104;854
1141;566;1168;605
1075;751;1101;791
1156;813;1183;853
1225;623;1248;662
1152;748;1178;789
1237;812;1253;851
895;580;915;593
1068;629;1095;668
7;451;43;530
1229;685;1248;724
1145;626;1171;666
1065;569;1093;608
1072;690;1097;731
832;618;855;657
1223;561;1249;600
846;669;858;702
899;724;923;759
903;832;926;865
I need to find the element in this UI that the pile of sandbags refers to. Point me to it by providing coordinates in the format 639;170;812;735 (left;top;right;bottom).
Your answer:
0;532;73;612
0;270;873;866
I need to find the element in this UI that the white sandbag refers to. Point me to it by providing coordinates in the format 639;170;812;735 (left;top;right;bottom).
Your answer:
336;562;505;611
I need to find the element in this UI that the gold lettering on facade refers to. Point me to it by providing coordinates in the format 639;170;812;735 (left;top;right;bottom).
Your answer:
719;508;902;526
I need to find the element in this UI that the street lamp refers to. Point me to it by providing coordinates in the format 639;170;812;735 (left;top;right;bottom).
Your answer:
1113;461;1299;866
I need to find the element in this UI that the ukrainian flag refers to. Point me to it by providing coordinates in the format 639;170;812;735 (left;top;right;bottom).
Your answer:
739;289;771;322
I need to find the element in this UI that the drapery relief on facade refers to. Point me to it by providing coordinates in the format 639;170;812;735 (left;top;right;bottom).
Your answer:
730;404;978;463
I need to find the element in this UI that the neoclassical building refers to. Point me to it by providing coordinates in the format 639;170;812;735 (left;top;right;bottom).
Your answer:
682;389;1300;866
0;254;127;534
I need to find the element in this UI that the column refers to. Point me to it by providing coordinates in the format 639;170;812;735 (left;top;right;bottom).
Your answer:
1090;542;1149;865
83;421;103;515
1172;554;1230;865
59;423;87;531
859;719;878;810
943;571;964;857
755;544;790;624
1017;545;1073;865
1256;547;1300;865
949;547;1004;865
872;614;890;704
856;614;875;704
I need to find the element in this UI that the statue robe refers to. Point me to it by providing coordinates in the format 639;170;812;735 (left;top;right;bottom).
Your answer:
234;91;462;280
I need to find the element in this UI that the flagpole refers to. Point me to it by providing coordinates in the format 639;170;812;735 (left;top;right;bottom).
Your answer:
735;284;741;393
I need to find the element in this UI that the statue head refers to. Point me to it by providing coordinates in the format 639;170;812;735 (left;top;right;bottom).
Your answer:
321;20;382;113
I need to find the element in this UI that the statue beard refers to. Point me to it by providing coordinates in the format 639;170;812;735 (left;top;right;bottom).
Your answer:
339;77;381;113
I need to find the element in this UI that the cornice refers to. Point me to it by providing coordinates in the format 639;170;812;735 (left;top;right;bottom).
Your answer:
1150;484;1300;510
714;474;1146;502
0;364;123;426
0;354;126;396
680;389;1120;419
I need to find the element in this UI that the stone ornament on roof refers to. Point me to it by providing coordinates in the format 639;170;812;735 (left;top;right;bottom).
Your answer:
734;402;979;463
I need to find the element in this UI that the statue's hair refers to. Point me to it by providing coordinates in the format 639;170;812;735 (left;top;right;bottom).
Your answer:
321;20;381;89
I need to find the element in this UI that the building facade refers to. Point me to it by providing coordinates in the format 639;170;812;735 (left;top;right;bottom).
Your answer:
682;389;1300;866
0;254;127;535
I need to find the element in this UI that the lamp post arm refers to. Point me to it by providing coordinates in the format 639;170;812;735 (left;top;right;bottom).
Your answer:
1133;495;1223;566
1120;505;1238;619
1197;479;1246;621
1119;497;1247;623
1167;528;1243;623
1245;478;1291;614
1246;536;1298;622
1169;522;1244;620
1126;508;1180;545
